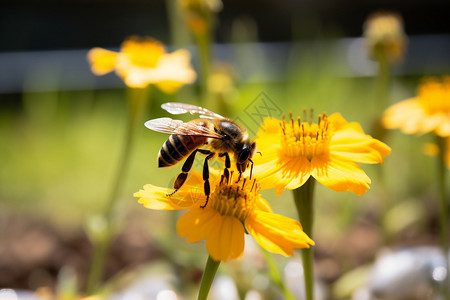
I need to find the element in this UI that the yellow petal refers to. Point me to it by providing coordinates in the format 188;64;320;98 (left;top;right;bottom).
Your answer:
257;117;283;135
155;81;185;94
121;36;165;68
331;130;391;164
246;211;314;257
255;196;273;213
153;50;197;92
134;172;206;210
115;63;150;88
87;47;118;75
433;114;450;137
115;49;196;90
311;154;371;196
177;208;219;242
253;156;311;195
382;98;428;135
328;113;349;130
134;184;180;210
205;215;245;261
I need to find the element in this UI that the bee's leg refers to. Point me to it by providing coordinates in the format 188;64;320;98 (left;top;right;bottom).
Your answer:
236;172;242;183
249;159;254;179
218;152;231;183
197;149;215;208
167;149;199;196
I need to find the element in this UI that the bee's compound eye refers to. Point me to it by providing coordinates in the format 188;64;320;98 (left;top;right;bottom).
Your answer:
238;148;250;163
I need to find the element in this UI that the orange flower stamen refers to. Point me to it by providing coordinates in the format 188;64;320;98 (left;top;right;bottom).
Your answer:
280;112;333;161
211;173;259;222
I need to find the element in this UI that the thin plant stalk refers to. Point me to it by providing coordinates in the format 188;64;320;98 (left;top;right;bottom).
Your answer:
193;28;212;107
436;135;450;300
372;53;390;141
261;249;297;300
165;0;190;46
293;178;316;300
376;54;390;112
86;87;150;294
197;255;221;300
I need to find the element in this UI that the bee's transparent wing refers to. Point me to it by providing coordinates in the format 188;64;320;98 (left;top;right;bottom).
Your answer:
145;117;222;138
161;102;224;119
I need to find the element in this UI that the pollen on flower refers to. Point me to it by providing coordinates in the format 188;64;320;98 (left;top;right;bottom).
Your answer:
417;77;450;115
210;172;259;223
279;111;334;161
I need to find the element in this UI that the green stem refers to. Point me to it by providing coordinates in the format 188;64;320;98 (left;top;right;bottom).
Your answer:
261;250;297;300
192;14;213;107
293;177;316;300
436;135;450;300
86;240;108;294
376;54;390;111
372;54;390;141
165;0;189;46
104;87;149;220
197;256;221;300
86;87;150;294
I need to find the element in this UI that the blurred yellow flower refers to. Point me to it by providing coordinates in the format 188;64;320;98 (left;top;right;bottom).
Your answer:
134;171;314;261
87;36;196;92
178;0;222;34
383;77;450;137
179;0;222;13
363;11;407;63
252;113;391;196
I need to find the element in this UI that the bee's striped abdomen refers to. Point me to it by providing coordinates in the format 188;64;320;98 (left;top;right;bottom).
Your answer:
158;134;207;167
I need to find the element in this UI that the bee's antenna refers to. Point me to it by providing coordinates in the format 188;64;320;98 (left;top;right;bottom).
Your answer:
256;151;262;156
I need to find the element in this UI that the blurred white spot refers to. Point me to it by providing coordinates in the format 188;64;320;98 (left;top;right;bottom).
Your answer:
346;38;377;76
285;261;303;278
122;291;143;300
0;289;17;300
244;290;263;300
432;266;447;282
156;290;178;300
212;276;239;300
352;287;371;300
251;274;270;290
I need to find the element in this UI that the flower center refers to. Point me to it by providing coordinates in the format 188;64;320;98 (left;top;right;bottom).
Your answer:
210;173;259;223
122;37;165;69
417;77;450;115
279;112;333;161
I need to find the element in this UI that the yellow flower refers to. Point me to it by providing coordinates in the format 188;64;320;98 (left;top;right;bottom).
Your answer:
134;171;314;261
252;112;391;196
87;36;196;92
383;77;450;137
363;11;407;63
178;0;222;34
179;0;223;14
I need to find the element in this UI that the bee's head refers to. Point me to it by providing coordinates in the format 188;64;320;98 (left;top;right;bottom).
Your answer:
235;141;257;173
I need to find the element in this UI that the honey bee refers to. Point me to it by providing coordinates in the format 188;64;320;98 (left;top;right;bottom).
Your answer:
145;102;257;207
